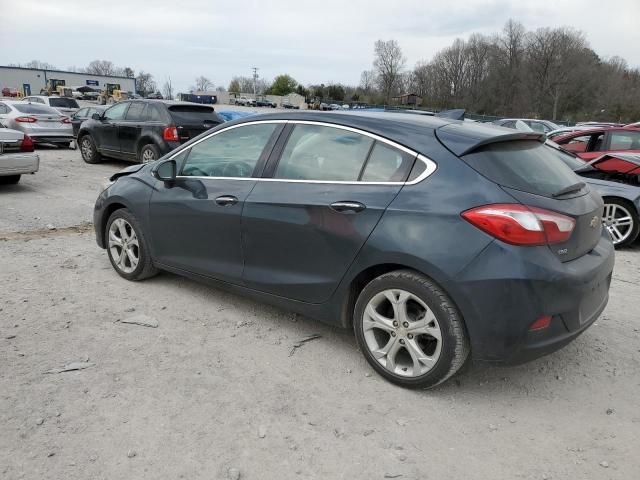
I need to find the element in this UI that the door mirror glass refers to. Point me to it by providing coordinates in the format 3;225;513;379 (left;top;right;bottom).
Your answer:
155;159;176;182
91;112;101;120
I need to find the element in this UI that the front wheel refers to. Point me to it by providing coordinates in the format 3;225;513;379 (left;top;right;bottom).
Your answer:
354;270;470;389
105;208;158;281
603;199;639;247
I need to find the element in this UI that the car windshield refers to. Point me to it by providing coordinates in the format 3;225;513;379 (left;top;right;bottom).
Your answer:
462;140;584;197
49;97;79;108
12;103;60;115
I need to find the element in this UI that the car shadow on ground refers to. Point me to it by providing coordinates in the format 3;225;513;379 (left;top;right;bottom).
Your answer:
135;267;615;396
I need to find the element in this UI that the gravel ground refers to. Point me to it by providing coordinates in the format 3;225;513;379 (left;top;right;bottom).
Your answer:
1;147;639;480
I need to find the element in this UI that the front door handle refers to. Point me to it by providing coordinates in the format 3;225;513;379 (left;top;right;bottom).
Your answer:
330;201;366;213
215;195;238;206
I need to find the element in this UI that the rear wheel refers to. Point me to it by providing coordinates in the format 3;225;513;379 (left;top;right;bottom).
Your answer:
79;135;101;164
354;270;470;389
0;175;21;184
603;198;639;247
139;144;160;163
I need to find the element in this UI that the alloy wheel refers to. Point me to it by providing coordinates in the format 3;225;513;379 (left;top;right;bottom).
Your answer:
362;289;442;377
141;148;156;163
108;218;140;274
81;137;93;161
603;203;634;245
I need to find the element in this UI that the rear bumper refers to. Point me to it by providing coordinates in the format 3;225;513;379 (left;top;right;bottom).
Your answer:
0;153;39;175
31;135;73;144
449;232;615;363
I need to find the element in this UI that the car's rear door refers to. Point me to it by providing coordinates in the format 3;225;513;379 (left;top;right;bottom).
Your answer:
603;129;640;155
148;121;284;283
119;101;146;158
241;122;416;303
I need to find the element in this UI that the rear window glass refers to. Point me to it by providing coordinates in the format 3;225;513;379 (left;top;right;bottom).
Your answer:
13;103;60;114
462;141;583;197
48;97;79;108
168;105;221;123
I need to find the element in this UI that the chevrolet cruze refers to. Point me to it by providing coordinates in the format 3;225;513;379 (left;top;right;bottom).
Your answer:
94;112;615;389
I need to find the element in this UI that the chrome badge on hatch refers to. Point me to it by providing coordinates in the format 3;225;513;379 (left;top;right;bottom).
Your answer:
590;216;600;228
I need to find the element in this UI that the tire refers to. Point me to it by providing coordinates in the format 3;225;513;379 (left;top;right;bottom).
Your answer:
79;135;101;164
105;208;158;281
603;198;640;247
59;142;72;149
353;269;470;389
139;143;160;163
0;175;21;184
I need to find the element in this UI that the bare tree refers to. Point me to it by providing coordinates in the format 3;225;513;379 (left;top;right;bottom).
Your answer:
162;77;174;100
86;60;117;76
136;71;156;97
23;60;56;70
359;70;376;93
373;40;406;102
193;76;213;92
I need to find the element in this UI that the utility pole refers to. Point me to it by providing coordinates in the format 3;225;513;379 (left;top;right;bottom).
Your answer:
252;67;259;97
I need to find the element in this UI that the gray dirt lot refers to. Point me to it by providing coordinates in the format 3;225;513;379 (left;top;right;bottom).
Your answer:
1;147;639;480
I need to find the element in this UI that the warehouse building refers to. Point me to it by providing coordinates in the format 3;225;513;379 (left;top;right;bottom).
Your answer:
0;65;136;96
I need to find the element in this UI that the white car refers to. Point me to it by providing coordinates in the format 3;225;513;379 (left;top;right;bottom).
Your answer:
0;125;39;184
22;95;80;116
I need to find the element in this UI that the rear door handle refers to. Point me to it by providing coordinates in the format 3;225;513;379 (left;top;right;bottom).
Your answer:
330;201;366;213
215;195;238;206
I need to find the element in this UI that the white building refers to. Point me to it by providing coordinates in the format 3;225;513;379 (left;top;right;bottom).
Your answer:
0;66;136;96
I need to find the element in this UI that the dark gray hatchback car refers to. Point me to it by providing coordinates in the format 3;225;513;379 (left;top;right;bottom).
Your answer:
94;112;615;389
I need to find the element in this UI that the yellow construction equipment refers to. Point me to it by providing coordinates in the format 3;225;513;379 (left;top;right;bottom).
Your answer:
98;84;129;105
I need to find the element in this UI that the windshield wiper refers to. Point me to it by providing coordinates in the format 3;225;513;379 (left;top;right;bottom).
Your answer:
552;181;586;198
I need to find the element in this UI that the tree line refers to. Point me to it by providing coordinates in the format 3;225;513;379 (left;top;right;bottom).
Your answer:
361;20;640;122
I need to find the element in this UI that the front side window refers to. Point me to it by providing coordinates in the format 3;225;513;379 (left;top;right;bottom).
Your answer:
180;123;278;178
104;102;129;121
275;124;373;181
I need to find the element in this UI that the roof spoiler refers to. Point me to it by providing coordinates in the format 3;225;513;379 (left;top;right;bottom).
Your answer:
435;109;466;120
436;122;546;156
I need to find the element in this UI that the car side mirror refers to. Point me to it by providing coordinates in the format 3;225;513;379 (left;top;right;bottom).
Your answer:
91;113;101;120
154;159;176;185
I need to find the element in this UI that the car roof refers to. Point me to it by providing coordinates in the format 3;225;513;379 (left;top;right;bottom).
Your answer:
227;111;545;156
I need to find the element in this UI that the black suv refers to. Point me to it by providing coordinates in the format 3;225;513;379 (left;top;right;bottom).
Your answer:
78;100;224;164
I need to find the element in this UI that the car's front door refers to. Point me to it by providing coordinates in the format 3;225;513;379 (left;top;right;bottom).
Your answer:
241;122;417;303
148;121;283;283
96;102;129;155
119;101;146;159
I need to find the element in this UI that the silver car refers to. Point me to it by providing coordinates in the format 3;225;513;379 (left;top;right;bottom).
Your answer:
0;124;39;184
22;95;80;116
0;101;74;147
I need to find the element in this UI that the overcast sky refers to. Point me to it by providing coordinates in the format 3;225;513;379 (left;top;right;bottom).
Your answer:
2;0;639;93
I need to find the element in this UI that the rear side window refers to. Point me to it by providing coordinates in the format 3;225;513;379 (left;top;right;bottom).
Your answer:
168;105;221;124
125;102;146;121
13;103;59;114
146;103;165;122
275;124;373;181
462;141;583;197
49;97;79;108
361;142;414;182
609;131;640;150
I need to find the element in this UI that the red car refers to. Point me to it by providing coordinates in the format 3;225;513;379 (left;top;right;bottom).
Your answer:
1;87;19;97
554;127;640;173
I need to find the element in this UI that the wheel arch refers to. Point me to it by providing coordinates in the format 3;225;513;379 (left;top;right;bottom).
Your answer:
135;134;162;159
98;200;130;247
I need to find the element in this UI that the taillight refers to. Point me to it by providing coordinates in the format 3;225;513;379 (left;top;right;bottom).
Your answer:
462;204;575;246
20;135;34;152
15;116;37;123
61;117;71;124
529;315;552;331
163;125;179;142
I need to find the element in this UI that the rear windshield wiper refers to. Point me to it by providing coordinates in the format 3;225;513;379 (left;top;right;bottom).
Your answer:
552;182;586;198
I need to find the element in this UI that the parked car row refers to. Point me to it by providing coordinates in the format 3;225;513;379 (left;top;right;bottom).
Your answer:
0;100;74;147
